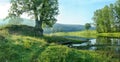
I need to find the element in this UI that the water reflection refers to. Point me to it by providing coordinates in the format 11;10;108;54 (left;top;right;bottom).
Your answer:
68;37;120;48
66;37;120;59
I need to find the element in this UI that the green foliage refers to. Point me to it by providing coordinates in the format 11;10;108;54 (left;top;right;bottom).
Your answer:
85;23;91;30
93;0;120;33
8;0;59;26
7;0;59;36
93;5;111;33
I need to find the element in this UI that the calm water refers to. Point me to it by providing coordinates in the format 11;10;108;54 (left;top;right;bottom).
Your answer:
65;36;120;60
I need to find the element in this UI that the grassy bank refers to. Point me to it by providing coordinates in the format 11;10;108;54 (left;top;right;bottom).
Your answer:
51;30;97;38
98;33;120;37
52;30;120;38
0;25;111;62
0;35;109;62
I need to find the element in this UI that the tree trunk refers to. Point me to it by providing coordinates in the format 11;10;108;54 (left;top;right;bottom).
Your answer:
35;20;43;36
34;5;44;36
34;12;43;36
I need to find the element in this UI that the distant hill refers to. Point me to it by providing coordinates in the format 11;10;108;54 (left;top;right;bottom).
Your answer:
44;23;95;33
0;18;95;33
53;23;85;31
0;19;8;25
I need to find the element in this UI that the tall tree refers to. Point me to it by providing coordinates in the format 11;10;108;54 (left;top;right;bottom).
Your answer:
7;0;59;36
114;0;120;32
102;5;111;33
93;9;103;33
93;5;115;33
109;4;116;32
93;0;120;33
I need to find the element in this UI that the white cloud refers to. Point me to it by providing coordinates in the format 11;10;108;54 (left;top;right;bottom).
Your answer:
0;3;10;19
0;3;30;19
0;0;10;3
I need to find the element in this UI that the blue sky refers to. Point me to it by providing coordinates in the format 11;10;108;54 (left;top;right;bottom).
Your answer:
57;0;116;25
0;0;116;25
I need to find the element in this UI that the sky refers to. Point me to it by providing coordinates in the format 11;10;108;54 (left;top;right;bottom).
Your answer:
0;0;116;25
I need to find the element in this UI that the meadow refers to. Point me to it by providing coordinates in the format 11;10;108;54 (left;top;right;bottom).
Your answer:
0;25;112;62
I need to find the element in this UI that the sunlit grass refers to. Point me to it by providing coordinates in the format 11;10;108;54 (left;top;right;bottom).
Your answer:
98;33;120;37
51;30;120;38
0;25;112;62
50;30;97;38
39;45;108;62
0;34;109;62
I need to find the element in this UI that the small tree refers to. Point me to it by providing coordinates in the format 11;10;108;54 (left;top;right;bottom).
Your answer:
85;23;91;30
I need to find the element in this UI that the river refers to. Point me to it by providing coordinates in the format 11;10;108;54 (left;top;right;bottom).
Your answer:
64;36;120;61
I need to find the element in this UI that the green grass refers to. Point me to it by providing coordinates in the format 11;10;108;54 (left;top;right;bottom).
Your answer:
51;30;97;38
51;30;120;38
0;35;47;62
98;33;120;37
0;35;107;62
39;45;108;62
0;25;112;62
0;35;109;62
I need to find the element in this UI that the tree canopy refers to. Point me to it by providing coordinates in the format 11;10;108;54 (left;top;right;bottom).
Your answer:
93;0;120;33
85;23;91;30
7;0;59;36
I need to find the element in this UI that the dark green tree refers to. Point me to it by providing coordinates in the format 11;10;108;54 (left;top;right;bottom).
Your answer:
7;0;59;36
85;23;91;30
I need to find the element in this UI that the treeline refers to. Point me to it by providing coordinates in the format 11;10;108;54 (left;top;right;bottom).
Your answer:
93;0;120;33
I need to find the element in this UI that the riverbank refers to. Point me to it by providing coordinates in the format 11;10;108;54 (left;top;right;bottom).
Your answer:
0;25;109;62
51;30;120;38
98;33;120;37
50;30;97;38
